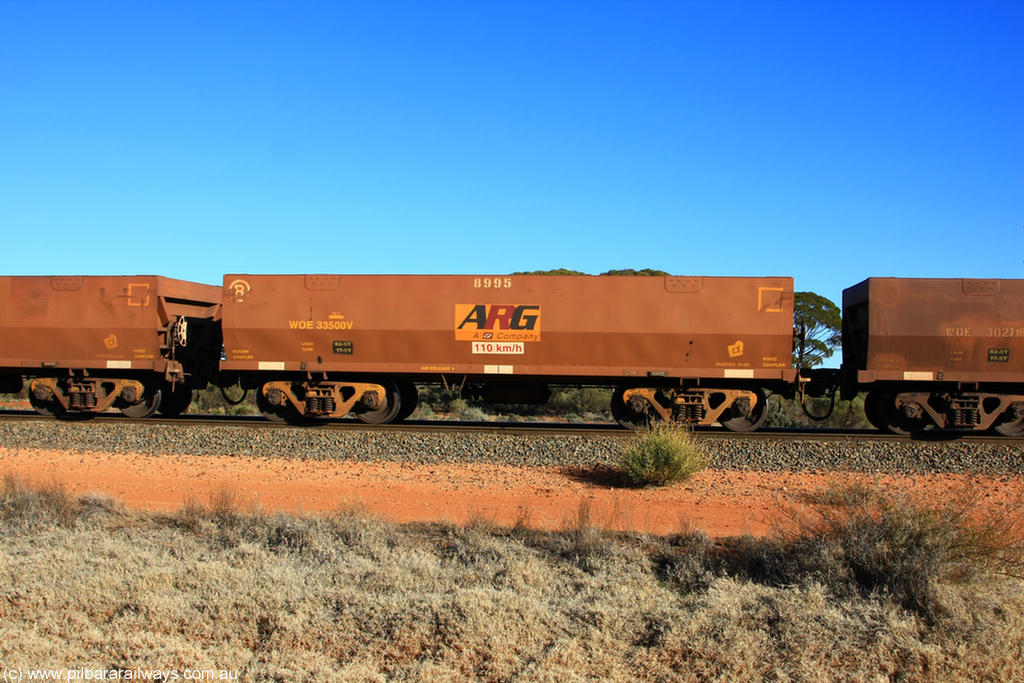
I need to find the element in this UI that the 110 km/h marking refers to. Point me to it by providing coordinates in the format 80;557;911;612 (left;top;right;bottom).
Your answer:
472;341;525;355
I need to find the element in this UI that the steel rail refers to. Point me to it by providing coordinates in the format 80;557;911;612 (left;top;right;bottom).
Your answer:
0;409;1020;445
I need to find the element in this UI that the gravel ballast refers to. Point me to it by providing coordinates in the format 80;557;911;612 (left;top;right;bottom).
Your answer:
1;418;1022;475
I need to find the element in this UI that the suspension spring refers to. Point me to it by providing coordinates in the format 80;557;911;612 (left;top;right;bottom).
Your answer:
949;396;981;428
306;395;335;415
949;407;980;428
674;402;705;423
69;390;97;410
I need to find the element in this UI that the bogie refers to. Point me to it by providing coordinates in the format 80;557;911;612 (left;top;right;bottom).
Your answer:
254;379;405;424
611;386;768;431
867;387;1024;434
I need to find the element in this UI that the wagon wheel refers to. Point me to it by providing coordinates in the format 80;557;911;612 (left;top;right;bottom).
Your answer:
29;390;66;417
610;386;653;430
877;389;929;436
257;385;297;422
721;389;768;432
356;380;402;424
863;390;888;431
120;386;162;418
994;404;1024;436
395;381;419;422
157;383;193;417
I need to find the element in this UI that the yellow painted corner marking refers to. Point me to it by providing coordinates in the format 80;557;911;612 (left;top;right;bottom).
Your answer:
127;283;151;306
758;286;784;313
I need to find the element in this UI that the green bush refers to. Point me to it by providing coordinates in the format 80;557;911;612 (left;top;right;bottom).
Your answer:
616;423;708;487
765;392;871;429
458;406;488;422
414;385;613;422
412;402;435;420
189;385;259;416
549;387;612;417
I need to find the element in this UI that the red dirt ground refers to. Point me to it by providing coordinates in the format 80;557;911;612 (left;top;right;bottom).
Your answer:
2;447;1023;537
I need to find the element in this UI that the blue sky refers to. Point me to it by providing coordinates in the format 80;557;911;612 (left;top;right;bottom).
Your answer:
1;1;1021;309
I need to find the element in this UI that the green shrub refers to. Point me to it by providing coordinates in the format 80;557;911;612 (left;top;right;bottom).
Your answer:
546;387;612;418
188;385;259;416
616;423;707;487
765;392;871;429
458;406;488;422
412;403;435;419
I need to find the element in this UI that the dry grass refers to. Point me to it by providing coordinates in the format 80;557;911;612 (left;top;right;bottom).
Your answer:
778;481;1024;619
1;472;78;528
1;474;1023;681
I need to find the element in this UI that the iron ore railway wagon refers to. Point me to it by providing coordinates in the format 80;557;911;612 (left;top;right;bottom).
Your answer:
0;276;222;418
1;272;1022;435
837;278;1024;436
218;273;797;431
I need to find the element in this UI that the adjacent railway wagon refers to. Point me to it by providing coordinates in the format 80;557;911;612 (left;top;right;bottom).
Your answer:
841;278;1024;435
0;276;222;417
218;274;797;430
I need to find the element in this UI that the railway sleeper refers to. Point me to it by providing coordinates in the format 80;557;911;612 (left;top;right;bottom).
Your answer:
614;386;768;432
258;380;389;422
28;376;160;418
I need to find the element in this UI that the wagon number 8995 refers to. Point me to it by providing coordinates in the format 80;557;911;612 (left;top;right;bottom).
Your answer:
474;277;512;289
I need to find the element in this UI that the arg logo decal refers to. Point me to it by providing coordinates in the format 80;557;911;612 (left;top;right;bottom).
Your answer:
454;304;541;342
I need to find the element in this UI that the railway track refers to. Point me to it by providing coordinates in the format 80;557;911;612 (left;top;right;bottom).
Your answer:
0;408;1020;445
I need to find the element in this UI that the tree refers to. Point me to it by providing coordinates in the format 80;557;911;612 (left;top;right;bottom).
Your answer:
513;268;672;276
599;268;669;276
793;291;841;368
513;269;589;276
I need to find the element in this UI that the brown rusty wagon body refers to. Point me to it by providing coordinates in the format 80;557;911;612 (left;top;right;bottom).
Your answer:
220;273;796;429
0;276;222;417
842;278;1024;434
